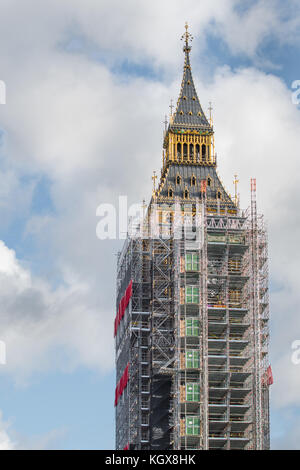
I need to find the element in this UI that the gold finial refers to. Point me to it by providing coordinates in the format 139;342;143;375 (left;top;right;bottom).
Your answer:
208;101;213;126
233;174;239;206
181;22;193;52
152;171;157;194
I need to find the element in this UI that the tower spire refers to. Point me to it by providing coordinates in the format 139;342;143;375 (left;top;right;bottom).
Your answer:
162;24;216;168
171;24;211;130
181;22;193;53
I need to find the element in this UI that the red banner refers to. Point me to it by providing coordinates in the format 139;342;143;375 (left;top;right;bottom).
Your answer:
113;280;133;337
267;365;273;385
114;363;130;407
114;382;119;407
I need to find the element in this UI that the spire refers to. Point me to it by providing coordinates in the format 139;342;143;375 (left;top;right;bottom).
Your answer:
182;21;193;54
171;23;211;130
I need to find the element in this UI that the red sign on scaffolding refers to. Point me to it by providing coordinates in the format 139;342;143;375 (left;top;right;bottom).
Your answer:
114;363;130;407
267;365;273;385
114;280;133;337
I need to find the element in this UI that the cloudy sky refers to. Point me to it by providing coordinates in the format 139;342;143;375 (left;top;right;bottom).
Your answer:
0;0;299;449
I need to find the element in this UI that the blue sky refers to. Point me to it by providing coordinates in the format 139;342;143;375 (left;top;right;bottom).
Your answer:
0;0;300;449
0;369;115;449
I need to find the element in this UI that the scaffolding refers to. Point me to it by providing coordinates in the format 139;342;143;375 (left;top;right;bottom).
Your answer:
115;181;270;450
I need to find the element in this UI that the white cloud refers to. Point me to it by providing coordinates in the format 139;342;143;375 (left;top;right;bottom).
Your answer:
0;240;113;381
211;2;279;59
0;409;66;450
0;411;15;450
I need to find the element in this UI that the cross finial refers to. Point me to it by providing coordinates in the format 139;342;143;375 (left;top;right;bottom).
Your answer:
233;174;239;206
181;22;193;53
208;101;213;125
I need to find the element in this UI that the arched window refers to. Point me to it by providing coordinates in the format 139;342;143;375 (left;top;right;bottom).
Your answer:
184;189;189;199
168;188;173;198
191;176;196;186
195;144;200;162
183;143;188;160
177;143;181;159
207;177;211;187
217;191;222;199
189;144;194;160
176;175;181;185
201;144;206;161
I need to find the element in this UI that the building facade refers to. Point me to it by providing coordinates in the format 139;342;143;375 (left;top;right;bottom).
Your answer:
114;25;271;451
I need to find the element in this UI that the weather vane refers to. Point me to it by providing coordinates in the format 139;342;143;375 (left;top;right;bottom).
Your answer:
181;22;193;52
